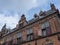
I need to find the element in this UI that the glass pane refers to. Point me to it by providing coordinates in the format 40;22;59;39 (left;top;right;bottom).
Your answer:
42;29;47;36
46;27;51;35
27;36;30;41
41;23;45;29
30;35;33;40
46;43;53;45
10;36;13;40
45;22;49;27
29;28;33;34
27;28;33;34
3;37;7;42
17;32;22;38
27;30;30;34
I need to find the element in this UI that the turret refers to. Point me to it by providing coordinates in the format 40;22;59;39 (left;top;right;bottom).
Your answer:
18;14;27;28
50;3;56;11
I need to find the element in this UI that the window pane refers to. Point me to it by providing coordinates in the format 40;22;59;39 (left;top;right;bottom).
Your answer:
30;35;33;40
46;27;51;35
10;36;13;40
27;30;30;34
3;37;7;42
17;32;22;38
41;21;50;29
41;23;45;29
42;29;47;36
45;22;49;27
29;28;33;34
27;28;33;34
46;43;53;45
27;36;30;41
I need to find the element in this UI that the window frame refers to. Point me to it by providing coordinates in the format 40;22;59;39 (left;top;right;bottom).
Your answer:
41;21;52;36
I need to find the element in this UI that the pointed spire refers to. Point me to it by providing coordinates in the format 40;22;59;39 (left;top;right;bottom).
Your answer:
50;3;56;10
2;24;6;30
1;24;7;35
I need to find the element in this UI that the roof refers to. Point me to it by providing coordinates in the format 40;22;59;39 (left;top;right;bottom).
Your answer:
0;9;58;37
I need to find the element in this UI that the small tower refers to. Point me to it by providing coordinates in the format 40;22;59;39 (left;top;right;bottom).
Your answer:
18;14;27;28
50;3;56;11
19;14;26;23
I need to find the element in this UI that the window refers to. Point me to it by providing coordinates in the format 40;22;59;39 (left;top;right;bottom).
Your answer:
41;22;49;29
17;32;22;38
3;37;7;42
27;28;34;41
57;35;60;41
27;28;33;34
45;43;53;45
10;36;13;40
9;40;13;45
17;32;22;44
2;42;6;45
27;35;34;41
28;44;31;45
42;28;47;36
41;21;51;36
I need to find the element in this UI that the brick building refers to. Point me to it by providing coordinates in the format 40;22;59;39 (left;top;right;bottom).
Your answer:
0;4;60;45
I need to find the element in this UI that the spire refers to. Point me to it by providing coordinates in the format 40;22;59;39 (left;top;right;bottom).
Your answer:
1;24;7;35
50;3;56;11
2;24;6;30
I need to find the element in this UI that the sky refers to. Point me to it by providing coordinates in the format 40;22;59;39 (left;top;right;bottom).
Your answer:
0;0;60;31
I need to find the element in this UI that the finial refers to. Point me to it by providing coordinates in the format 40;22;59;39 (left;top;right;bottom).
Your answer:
34;13;39;18
50;3;56;10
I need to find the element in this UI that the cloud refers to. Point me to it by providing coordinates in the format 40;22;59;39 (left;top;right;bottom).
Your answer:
0;0;60;31
0;13;20;30
0;0;49;14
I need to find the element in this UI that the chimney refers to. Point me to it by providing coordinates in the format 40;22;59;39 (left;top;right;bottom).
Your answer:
50;3;56;11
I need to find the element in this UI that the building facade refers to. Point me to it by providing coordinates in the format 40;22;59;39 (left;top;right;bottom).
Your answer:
0;4;60;45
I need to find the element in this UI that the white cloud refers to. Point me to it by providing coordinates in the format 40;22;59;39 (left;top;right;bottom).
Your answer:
0;0;59;31
0;13;20;31
0;0;49;14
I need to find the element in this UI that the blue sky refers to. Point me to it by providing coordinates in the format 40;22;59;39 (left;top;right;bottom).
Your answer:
0;0;60;30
